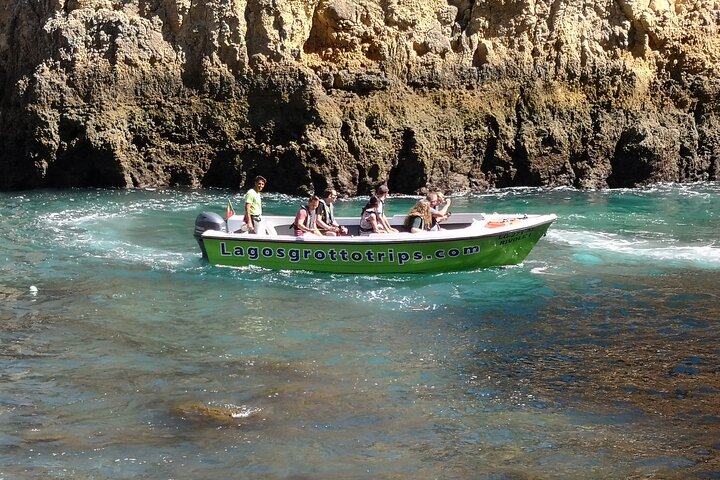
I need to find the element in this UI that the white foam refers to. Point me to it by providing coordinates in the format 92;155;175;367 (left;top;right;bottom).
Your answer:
227;405;262;419
530;266;549;274
547;229;720;268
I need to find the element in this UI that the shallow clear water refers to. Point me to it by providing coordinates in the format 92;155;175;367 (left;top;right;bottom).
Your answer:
1;184;719;479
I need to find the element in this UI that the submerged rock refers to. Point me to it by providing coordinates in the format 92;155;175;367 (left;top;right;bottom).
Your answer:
171;402;263;427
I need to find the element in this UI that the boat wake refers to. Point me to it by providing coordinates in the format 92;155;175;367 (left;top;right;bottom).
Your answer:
36;209;200;272
547;229;720;269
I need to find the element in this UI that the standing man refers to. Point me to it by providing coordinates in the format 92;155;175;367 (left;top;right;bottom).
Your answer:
374;184;399;233
244;175;266;234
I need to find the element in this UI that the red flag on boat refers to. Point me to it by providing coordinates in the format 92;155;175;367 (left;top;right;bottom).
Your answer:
226;200;235;220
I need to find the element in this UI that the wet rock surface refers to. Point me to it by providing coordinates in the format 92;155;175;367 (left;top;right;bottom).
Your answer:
170;402;264;427
0;1;718;192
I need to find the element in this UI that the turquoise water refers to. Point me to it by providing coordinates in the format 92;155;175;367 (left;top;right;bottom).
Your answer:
1;183;719;479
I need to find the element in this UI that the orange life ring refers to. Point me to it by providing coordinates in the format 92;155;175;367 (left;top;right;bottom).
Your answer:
486;219;520;228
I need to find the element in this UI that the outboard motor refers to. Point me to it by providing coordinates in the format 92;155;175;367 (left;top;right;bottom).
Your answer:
194;212;226;259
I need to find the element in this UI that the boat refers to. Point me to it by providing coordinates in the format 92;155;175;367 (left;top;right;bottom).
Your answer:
194;210;557;274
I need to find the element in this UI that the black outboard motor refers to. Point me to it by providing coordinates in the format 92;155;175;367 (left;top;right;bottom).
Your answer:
194;212;226;259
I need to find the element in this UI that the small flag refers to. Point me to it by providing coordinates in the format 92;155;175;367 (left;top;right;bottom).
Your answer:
226;199;235;220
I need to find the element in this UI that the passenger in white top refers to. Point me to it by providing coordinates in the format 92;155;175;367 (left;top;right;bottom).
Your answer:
427;190;451;230
359;196;387;235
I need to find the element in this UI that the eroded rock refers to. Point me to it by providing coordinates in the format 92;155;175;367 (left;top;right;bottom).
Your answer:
0;1;718;192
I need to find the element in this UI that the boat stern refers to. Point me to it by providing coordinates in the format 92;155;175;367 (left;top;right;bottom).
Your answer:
194;212;226;259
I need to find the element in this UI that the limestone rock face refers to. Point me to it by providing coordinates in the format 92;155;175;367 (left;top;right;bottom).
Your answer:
0;0;718;192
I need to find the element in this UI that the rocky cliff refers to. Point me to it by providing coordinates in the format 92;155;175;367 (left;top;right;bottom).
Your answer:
1;0;718;193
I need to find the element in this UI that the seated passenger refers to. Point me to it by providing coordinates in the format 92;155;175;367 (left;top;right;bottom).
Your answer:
435;191;451;215
374;184;399;233
427;190;451;230
358;196;387;235
404;199;433;233
293;195;324;237
316;188;348;236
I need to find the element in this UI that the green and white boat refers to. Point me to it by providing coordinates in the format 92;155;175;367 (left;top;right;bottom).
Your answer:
194;212;557;274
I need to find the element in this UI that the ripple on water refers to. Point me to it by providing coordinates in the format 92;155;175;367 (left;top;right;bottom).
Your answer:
1;186;719;478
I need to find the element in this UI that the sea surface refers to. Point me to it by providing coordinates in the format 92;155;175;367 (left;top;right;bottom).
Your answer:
1;183;719;479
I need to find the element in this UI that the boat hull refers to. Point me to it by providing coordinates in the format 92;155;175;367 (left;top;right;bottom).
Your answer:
200;215;555;274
